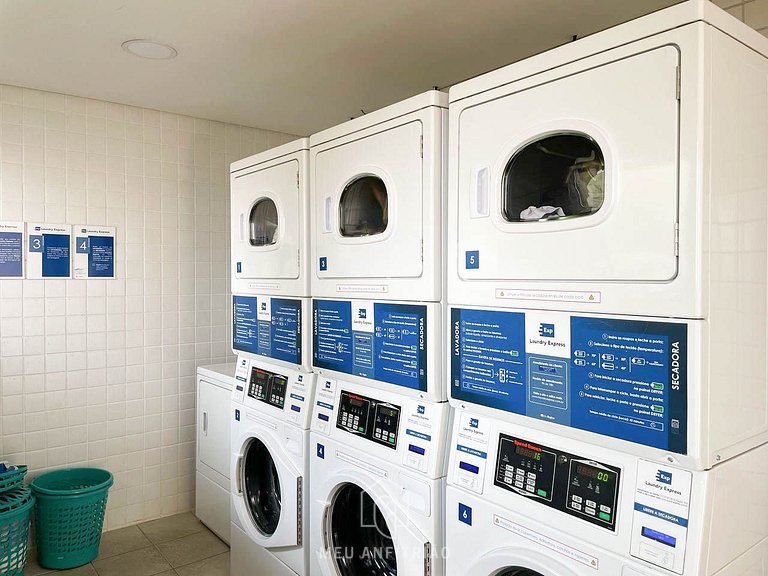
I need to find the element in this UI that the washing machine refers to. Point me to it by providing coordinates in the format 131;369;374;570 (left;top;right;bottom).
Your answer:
231;137;310;297
230;355;316;576
310;90;446;303
308;378;450;576
447;0;768;469
445;410;768;576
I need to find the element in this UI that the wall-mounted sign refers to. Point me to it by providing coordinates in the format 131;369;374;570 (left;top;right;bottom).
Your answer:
73;225;115;279
26;223;72;279
0;221;24;278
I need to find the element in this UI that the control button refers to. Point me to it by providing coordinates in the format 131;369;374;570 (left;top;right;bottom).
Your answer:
571;502;582;511
572;495;583;503
586;500;596;509
600;505;610;513
525;485;535;493
536;489;547;498
505;465;514;472
527;472;536;479
388;437;395;443
505;477;513;485
586;507;596;516
514;480;524;489
599;512;611;522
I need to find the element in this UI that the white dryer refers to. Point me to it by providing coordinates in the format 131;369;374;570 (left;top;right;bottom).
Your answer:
195;363;235;544
309;378;450;576
310;90;446;303
230;356;316;576
231;138;310;297
446;410;768;576
447;1;768;469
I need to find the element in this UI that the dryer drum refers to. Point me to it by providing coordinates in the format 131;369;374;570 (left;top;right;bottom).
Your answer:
242;438;282;536
329;483;397;576
339;176;389;237
249;197;278;246
502;133;605;222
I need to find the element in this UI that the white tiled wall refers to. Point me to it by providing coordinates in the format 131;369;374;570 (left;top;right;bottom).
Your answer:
714;0;768;36
0;83;297;530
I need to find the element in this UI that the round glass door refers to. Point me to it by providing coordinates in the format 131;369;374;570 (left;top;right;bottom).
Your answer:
339;176;388;237
329;483;397;576
242;438;281;536
497;569;545;576
249;198;278;246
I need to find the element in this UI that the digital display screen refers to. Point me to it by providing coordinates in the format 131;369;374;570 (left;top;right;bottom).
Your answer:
516;446;542;461
380;407;398;418
642;527;677;548
576;463;612;483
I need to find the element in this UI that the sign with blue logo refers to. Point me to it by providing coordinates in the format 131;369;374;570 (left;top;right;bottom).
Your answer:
0;222;24;278
316;444;325;459
233;295;302;365
319;257;327;271
313;299;428;392
451;307;688;454
73;225;115;279
26;223;71;279
656;470;673;485
539;323;555;338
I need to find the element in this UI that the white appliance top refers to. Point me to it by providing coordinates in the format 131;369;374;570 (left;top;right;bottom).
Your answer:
197;363;237;388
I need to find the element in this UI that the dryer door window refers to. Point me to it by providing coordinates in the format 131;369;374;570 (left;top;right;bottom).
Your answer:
242;438;282;536
329;483;397;576
249;198;278;246
339;176;388;237
502;133;604;222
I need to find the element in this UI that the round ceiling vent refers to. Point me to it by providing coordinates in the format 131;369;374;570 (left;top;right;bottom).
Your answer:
121;39;177;60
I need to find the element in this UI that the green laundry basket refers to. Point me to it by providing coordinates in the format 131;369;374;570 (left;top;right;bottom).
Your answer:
31;468;113;570
0;486;35;576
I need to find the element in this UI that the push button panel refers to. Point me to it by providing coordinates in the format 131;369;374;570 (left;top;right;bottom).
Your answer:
336;390;401;450
493;433;620;531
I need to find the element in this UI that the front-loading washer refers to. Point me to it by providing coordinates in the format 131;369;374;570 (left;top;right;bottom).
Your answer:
309;378;450;576
447;0;768;469
230;356;316;576
231;137;310;297
446;410;768;576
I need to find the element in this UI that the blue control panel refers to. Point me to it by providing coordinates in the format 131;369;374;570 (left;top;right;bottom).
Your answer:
232;295;302;365
451;308;687;454
313;299;427;392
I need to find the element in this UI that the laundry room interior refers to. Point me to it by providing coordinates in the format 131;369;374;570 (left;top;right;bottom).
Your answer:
0;1;767;575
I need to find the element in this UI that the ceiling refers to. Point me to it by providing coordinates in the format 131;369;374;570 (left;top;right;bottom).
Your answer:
0;0;679;135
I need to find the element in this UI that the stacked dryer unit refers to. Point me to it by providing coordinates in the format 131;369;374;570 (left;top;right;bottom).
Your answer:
445;2;768;575
228;139;317;576
308;91;450;576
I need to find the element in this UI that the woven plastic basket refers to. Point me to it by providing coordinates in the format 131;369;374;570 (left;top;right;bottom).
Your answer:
0;486;35;576
0;467;27;496
31;468;113;570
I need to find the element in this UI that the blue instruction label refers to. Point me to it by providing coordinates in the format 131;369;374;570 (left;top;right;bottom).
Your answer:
232;295;302;365
313;299;427;392
0;228;23;277
88;235;114;277
41;234;70;277
451;308;687;454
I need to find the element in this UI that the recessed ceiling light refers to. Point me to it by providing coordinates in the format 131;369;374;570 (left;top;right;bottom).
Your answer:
121;39;177;60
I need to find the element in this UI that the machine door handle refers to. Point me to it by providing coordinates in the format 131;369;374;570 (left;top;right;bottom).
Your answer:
471;167;490;218
236;456;243;494
239;213;245;241
202;412;208;435
324;197;332;232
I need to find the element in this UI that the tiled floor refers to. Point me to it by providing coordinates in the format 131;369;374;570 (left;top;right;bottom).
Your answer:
24;513;229;576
